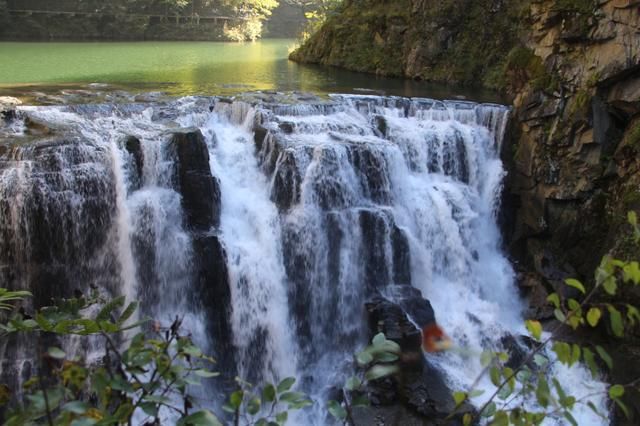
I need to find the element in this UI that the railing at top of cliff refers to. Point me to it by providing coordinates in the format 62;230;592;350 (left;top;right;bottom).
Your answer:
6;9;249;22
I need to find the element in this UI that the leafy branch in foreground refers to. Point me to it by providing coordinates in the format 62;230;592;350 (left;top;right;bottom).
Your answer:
0;290;310;426
326;333;401;426
448;212;640;426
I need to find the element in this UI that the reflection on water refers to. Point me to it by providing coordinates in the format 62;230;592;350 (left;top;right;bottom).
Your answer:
0;39;503;103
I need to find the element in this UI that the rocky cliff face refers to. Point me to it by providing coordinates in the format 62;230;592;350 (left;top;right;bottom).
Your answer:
504;0;640;309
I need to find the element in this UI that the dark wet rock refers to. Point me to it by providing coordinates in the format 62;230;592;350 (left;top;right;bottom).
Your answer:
500;334;538;371
271;149;301;211
168;129;221;231
351;147;392;204
24;116;53;136
392;226;412;286
393;286;436;329
253;124;268;153
279;122;295;134
192;235;235;380
1;109;16;123
374;115;389;137
123;136;143;191
360;209;392;292
365;297;463;422
0;138;117;305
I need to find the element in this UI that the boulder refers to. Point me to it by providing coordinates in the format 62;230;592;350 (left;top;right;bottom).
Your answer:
192;235;235;380
365;296;461;421
123;135;143;191
168;129;221;231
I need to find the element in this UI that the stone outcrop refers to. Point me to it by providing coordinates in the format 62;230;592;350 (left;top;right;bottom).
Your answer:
168;128;235;383
168;129;221;231
361;294;470;424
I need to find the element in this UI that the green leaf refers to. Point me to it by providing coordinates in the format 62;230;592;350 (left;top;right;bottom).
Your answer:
47;347;66;360
372;333;386;346
587;307;602;327
587;401;604;418
603;276;617;295
563;411;578;426
547;293;560;308
247;396;261;415
490;410;509;426
194;369;220;378
623;262;640;284
262;383;276;403
182;344;203;358
480;351;493;367
118;301;138;324
525;320;543;340
615;398;631;419
356;349;374;366
327;400;347;420
552;341;571;365
565;278;585;294
554;308;566;322
536;374;550;408
177;410;223;426
277;377;296;393
279;391;307;404
463;413;473;426
96;296;125;321
373;351;399;363
490;366;500;387
453;391;467;406
628;211;637;226
345;376;362;391
570;344;581;367
365;364;399;381
276;411;288;425
481;402;497;418
469;389;485;398
62;401;89;414
609;384;625;398
230;390;244;410
607;305;624;337
140;402;159;417
595;345;613;370
351;395;370;408
582;347;599;378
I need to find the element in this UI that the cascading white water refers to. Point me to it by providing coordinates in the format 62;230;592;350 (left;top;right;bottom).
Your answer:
0;94;607;424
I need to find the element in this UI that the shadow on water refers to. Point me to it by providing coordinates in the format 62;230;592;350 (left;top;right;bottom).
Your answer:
0;40;505;104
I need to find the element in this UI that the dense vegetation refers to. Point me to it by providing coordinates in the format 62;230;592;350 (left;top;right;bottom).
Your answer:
0;0;338;41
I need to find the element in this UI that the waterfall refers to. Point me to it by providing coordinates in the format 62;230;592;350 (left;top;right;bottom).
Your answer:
0;94;606;424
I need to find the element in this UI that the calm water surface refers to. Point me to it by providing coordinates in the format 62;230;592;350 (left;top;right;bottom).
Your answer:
0;40;503;102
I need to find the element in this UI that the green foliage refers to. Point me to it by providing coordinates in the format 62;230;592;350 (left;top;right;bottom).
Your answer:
0;289;311;425
451;213;640;425
0;288;32;311
326;333;399;424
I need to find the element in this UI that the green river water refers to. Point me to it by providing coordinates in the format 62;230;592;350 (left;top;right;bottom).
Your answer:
0;39;502;102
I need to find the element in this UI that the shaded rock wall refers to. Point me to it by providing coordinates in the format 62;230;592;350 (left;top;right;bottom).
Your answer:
504;0;640;306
